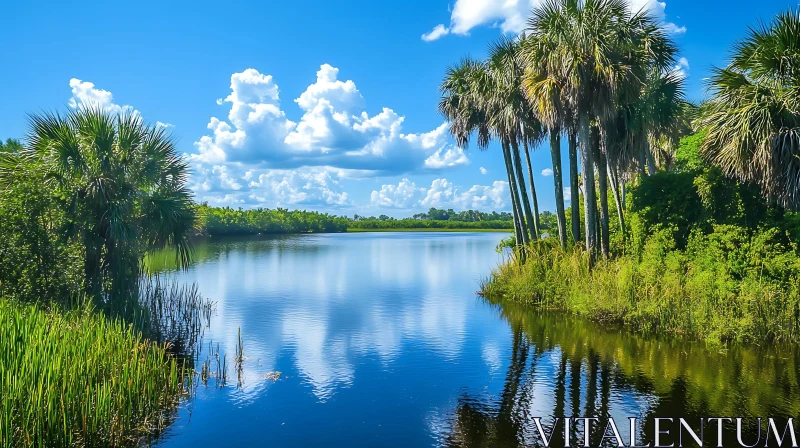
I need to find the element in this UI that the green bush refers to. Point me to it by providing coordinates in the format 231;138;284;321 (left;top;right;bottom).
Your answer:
483;132;800;344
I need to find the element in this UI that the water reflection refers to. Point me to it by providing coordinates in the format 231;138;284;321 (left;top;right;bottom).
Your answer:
152;233;800;447
154;232;511;446
439;300;800;447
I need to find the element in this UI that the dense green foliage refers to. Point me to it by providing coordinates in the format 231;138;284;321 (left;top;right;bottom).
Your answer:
195;205;514;235
348;218;512;231
483;132;800;344
0;148;83;304
196;204;349;235
0;110;203;446
0;109;196;302
0;299;187;446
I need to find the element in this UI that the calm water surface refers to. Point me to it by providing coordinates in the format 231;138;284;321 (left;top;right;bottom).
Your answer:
153;232;800;447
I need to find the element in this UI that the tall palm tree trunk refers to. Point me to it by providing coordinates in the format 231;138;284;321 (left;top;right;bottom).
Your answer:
568;129;581;245
645;141;657;175
578;113;596;257
503;141;529;246
608;164;626;239
522;140;541;240
596;150;611;258
511;140;537;241
549;130;567;248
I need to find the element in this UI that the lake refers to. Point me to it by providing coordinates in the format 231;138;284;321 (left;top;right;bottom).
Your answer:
152;232;800;447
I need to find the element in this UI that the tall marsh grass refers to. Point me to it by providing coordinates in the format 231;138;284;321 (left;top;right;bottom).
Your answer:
0;277;215;446
0;299;189;447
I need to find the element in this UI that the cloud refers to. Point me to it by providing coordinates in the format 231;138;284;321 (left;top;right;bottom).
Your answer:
61;75;473;210
480;167;487;175
673;56;690;78
630;0;686;34
422;24;450;41
430;0;684;38
191;64;468;176
371;178;509;210
541;168;553;176
563;187;571;202
192;164;352;208
370;178;425;208
68;78;136;115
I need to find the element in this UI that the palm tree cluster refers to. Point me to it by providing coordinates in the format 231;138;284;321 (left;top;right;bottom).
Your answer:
440;0;688;260
699;9;800;210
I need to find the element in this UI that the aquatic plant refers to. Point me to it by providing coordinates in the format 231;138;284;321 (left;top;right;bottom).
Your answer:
0;299;190;446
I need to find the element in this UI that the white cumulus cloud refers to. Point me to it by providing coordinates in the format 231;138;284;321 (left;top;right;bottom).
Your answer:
428;0;684;39
68;78;137;115
191;64;468;176
480;167;487;175
541;168;553;176
673;56;690;78
372;178;509;210
370;178;425;208
422;24;450;41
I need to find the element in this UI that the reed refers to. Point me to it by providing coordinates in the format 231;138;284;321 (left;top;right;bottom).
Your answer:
0;299;191;447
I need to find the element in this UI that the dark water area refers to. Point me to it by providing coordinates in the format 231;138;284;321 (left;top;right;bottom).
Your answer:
151;233;800;447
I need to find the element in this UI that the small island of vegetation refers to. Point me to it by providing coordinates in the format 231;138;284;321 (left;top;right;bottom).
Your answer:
436;3;800;345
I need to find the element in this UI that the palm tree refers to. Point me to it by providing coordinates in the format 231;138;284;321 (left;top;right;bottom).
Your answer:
439;58;528;246
486;37;546;243
524;0;678;257
24;108;196;299
521;30;572;249
698;9;800;210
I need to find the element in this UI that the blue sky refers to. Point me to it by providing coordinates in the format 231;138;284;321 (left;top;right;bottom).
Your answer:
0;0;789;217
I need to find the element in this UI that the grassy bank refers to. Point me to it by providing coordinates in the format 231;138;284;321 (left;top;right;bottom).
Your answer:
482;132;800;345
482;233;800;344
0;299;189;446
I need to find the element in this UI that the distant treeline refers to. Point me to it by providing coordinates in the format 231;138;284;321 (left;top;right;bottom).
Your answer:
196;204;349;235
195;205;527;235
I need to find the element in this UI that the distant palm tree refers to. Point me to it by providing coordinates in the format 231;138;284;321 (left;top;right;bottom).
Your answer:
24;108;196;298
440;52;545;247
698;9;800;210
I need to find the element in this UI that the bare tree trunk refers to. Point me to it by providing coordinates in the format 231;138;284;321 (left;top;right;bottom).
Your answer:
645;140;657;175
578;112;596;258
549;130;567;248
597;149;610;258
503;141;529;246
511;140;537;242
522;140;541;240
568;129;581;245
608;164;626;240
621;181;627;210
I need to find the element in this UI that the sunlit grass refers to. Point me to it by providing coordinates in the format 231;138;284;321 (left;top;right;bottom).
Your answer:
481;238;800;344
0;298;193;446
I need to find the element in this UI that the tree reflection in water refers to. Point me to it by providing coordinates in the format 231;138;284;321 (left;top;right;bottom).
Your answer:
442;300;800;447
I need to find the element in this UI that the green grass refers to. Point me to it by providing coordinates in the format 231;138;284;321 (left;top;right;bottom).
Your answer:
482;235;800;344
0;299;190;447
346;228;512;233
